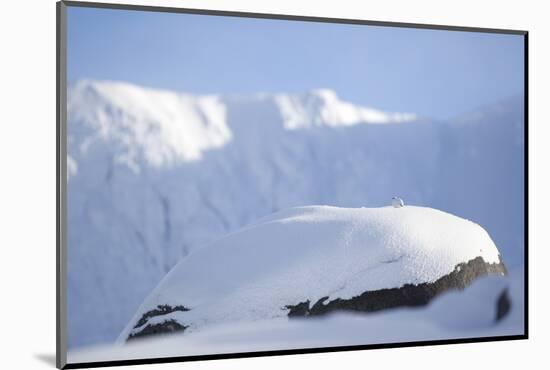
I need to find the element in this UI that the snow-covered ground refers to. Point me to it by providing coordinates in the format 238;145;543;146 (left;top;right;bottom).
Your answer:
68;267;523;364
67;80;524;349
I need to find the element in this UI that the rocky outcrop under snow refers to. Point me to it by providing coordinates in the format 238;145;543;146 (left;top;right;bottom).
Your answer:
118;205;506;342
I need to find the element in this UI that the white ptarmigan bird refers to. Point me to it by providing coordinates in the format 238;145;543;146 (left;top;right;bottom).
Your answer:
392;196;405;208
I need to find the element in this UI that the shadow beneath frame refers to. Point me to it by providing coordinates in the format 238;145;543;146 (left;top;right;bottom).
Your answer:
34;353;56;367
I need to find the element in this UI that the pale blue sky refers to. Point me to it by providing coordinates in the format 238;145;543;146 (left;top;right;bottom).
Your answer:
67;6;524;120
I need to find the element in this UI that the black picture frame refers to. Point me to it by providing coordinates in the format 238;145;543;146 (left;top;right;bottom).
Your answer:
56;1;529;368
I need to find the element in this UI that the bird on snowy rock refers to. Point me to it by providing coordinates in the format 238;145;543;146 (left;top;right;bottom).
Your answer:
392;197;405;208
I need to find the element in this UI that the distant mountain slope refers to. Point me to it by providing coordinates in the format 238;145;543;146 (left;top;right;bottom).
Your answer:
67;80;524;349
432;97;525;266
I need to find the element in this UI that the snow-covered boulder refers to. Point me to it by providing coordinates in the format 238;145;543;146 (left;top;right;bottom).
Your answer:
118;205;506;342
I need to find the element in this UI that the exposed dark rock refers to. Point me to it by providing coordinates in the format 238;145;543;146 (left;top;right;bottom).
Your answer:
286;300;311;317
133;304;189;329
127;319;188;342
496;288;511;321
286;256;506;317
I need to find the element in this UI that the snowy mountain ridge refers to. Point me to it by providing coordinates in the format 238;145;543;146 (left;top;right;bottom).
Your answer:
271;88;417;129
69;80;230;169
68;80;418;171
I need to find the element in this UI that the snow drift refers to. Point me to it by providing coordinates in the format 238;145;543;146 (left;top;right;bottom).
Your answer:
68;268;523;364
118;205;505;342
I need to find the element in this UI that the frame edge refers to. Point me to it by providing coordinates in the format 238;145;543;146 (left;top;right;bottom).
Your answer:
57;1;68;369
62;0;527;35
56;2;529;368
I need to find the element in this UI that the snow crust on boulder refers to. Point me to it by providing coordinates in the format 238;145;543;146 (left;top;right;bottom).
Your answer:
118;205;503;342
